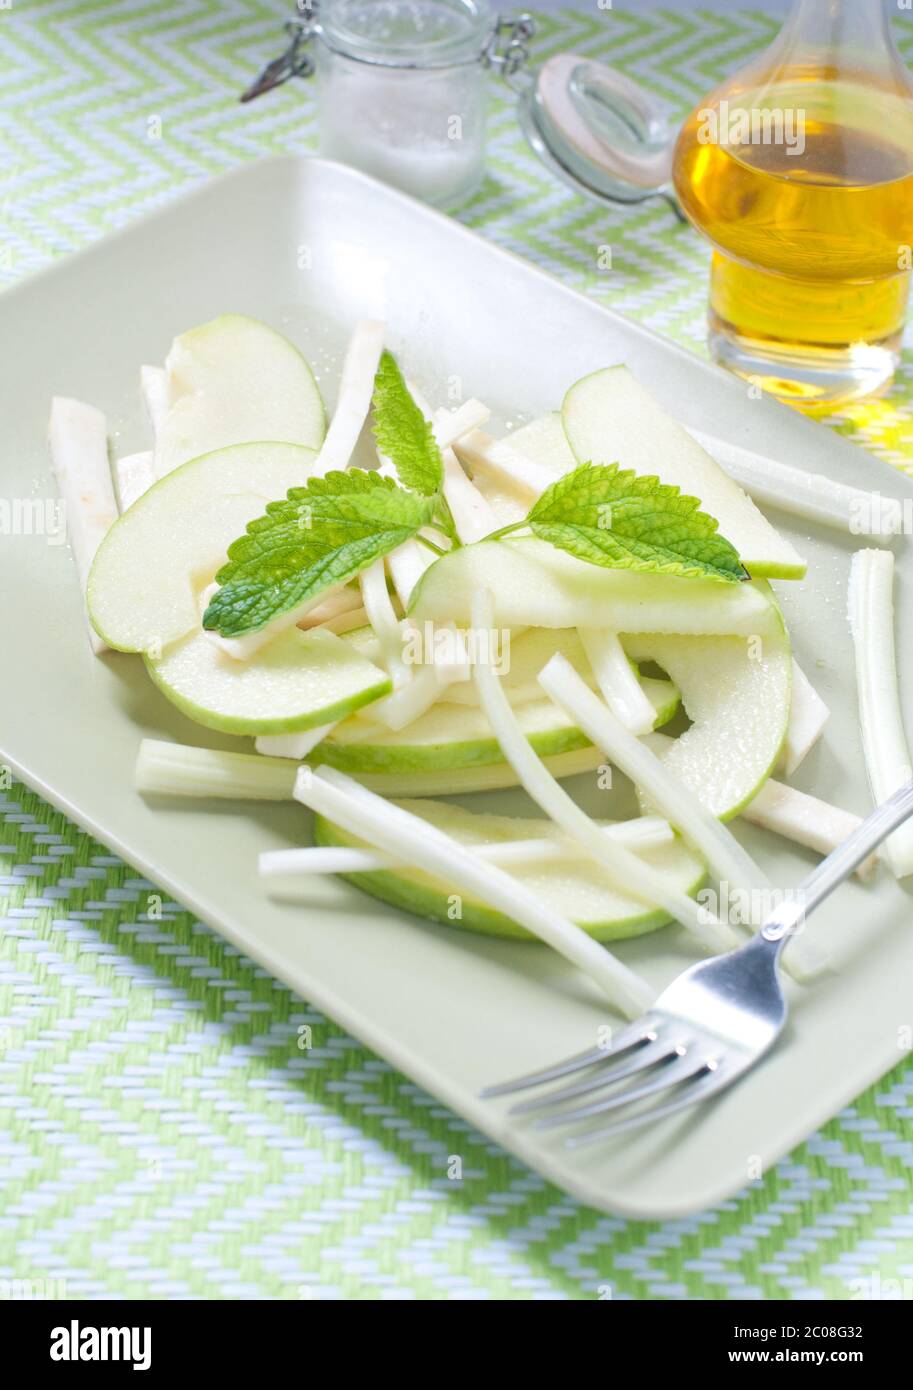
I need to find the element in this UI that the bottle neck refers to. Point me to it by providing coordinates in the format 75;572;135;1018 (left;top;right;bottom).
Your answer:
779;0;898;66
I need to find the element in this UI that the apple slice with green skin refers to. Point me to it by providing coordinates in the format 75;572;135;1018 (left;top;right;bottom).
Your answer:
314;799;706;942
625;623;792;821
562;366;806;580
313;675;679;774
144;627;391;736
408;537;781;636
87;442;316;654
318;746;607;797
154;315;326;476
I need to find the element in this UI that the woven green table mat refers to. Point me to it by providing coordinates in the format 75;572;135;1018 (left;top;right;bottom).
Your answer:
1;2;911;1300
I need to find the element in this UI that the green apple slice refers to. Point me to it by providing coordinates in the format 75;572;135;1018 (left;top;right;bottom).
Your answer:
314;799;706;942
317;746;607;797
562;366;806;580
87;441;315;654
408;537;782;636
155;314;325;475
507;411;577;477
313;672;678;774
625;626;792;820
144;627;390;736
318;696;592;772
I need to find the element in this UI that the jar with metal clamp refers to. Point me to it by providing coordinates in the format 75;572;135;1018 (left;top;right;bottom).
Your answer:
243;1;535;210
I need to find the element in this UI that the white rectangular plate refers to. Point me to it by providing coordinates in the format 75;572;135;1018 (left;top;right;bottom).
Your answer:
3;156;912;1218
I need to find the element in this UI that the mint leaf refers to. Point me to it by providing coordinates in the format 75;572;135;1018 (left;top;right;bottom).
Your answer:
203;469;434;637
514;462;746;583
372;350;442;497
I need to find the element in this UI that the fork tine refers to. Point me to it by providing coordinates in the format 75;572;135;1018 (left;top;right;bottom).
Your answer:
478;1017;659;1099
534;1049;712;1130
509;1031;675;1115
565;1060;732;1147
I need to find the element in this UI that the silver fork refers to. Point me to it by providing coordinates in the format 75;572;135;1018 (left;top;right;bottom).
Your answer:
481;779;913;1147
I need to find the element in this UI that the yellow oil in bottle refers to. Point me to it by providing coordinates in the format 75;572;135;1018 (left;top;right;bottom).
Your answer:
674;74;913;405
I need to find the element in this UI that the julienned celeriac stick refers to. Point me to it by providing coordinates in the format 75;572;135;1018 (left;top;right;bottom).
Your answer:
48;396;118;655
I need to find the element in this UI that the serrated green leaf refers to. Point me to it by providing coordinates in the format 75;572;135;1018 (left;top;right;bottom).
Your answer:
203;469;434;637
372;350;443;497
520;462;746;583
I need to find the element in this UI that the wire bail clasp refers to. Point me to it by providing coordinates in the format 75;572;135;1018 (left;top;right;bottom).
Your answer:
483;13;536;81
240;8;318;104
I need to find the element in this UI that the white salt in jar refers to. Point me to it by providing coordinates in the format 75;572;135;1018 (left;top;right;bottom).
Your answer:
244;2;535;209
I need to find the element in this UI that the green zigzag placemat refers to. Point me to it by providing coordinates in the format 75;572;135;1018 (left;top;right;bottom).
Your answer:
1;1;912;1300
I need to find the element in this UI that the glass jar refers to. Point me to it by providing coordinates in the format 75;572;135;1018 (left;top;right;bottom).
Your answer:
316;0;489;208
245;2;535;210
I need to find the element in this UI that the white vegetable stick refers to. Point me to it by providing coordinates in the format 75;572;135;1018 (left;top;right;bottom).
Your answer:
433;398;491;449
360;557;410;687
440;447;499;542
296;587;364;628
48;396;119;655
454;429;554;498
259;816;675;877
373;447;433;609
211;581;372;656
689;427;903;540
310;319;386;478
423;398;498;543
311;606;370;636
135;737;607;799
743;779;877;879
781;660;829;775
578;629;657;736
298;765;656;1017
364;663;440;731
367;624;471;730
470;591;738;955
203;625;276;664
137;739;299;799
387;542;434;609
113;449;156;512
389;381;496;546
848;549;913;877
140;364;169;444
544;665;827;979
255;723;335;761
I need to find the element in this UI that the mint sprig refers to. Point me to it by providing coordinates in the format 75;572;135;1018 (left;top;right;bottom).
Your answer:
203;470;434;637
491;462;746;583
372;350;443;498
203;349;746;645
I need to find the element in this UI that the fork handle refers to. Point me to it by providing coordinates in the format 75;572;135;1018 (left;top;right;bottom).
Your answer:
762;778;913;943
